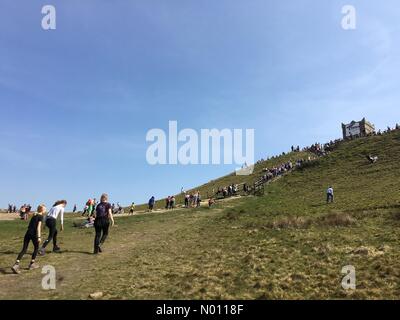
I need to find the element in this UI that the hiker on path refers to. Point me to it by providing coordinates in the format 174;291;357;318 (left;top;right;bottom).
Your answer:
166;196;171;209
87;199;95;216
39;200;67;255
12;204;46;274
170;196;176;209
208;198;215;208
196;193;201;207
326;186;334;204
129;202;135;215
148;196;155;212
184;194;189;208
117;203;124;214
93;193;114;254
20;205;27;220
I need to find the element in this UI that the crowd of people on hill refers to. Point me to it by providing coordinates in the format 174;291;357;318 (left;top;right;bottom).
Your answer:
145;191;204;211
375;124;400;136
257;123;400;165
143;191;206;211
214;155;319;201
7;204;17;213
81;198;124;216
216;184;239;198
19;204;33;220
184;191;202;208
303;141;341;157
6;199;125;219
291;145;301;152
261;160;294;182
6;204;32;219
305;143;326;156
165;196;176;209
112;203;124;215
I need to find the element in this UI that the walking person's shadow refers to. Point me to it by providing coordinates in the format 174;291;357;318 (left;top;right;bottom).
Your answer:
0;267;15;275
62;250;93;255
0;250;18;256
310;203;326;208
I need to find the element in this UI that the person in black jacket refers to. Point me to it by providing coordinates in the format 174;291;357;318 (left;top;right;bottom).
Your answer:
93;193;115;254
12;204;46;274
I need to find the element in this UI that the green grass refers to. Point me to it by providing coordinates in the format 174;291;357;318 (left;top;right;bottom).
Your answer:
1;130;400;299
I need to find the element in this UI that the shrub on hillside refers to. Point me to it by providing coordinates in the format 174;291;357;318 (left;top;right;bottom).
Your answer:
265;216;312;229
391;211;400;220
225;210;240;221
318;212;355;227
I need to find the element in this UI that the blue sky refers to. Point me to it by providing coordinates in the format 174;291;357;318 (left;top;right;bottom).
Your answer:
1;0;399;209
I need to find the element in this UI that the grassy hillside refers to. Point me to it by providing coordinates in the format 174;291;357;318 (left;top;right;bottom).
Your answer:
243;130;400;216
212;130;400;299
1;130;400;299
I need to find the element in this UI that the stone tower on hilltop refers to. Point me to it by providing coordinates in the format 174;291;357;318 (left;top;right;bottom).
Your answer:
341;118;375;139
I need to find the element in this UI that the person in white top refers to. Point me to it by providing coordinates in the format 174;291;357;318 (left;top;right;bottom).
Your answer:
326;187;334;204
39;200;67;255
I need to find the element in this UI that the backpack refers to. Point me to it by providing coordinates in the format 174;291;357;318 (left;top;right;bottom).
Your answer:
96;202;110;218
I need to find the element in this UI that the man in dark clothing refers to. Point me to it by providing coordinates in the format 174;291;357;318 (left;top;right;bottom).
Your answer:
148;196;155;211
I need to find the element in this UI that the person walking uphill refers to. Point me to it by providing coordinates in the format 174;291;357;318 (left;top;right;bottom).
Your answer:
11;204;46;274
93;193;114;254
39;200;67;255
148;196;155;212
326;186;334;204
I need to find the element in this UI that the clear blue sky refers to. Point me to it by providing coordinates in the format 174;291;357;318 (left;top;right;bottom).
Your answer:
1;0;399;210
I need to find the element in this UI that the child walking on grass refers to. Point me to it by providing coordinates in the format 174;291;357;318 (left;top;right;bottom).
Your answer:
12;204;46;274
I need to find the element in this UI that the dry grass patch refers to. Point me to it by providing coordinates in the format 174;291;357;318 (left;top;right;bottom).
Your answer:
263;212;356;230
318;212;356;227
265;216;312;229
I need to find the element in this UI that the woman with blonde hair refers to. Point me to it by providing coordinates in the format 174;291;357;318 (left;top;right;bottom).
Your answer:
93;193;114;254
12;204;46;274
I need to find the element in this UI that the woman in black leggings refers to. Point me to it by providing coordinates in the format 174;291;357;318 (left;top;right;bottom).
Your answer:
39;200;67;255
93;193;114;254
12;205;46;274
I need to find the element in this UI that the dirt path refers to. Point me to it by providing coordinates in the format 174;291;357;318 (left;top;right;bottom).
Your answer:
0;213;19;221
113;195;249;218
0;208;216;299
